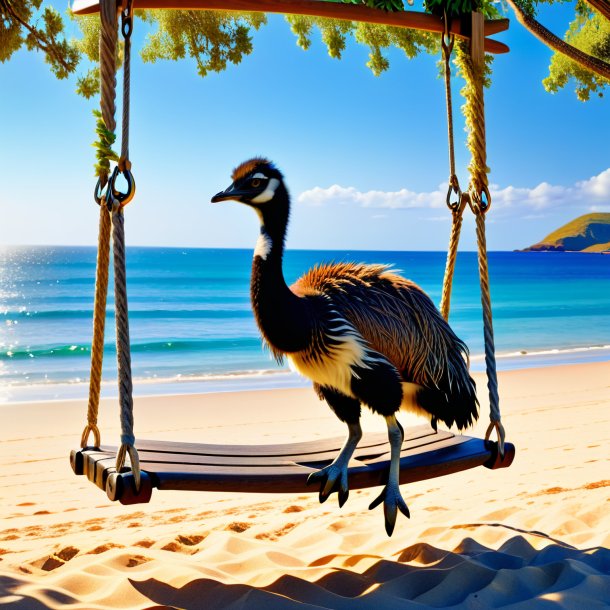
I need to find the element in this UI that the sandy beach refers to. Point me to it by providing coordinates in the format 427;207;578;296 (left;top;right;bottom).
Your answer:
0;361;609;608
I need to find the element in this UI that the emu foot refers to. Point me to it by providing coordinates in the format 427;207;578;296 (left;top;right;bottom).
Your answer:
369;484;410;536
306;463;349;507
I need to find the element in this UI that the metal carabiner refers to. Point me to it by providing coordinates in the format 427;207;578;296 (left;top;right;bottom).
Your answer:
94;176;106;206
441;10;454;58
446;182;462;211
445;174;462;211
469;185;492;215
121;0;134;39
110;166;136;207
94;166;119;208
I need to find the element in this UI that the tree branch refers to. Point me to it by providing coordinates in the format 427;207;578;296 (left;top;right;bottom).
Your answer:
2;0;76;75
505;0;610;80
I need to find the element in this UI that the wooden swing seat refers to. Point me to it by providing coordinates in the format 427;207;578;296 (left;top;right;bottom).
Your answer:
70;424;515;505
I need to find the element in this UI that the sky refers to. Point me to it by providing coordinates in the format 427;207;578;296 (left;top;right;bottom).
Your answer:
0;1;609;251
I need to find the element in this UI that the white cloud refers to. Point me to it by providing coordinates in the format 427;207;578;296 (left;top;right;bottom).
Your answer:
297;184;446;209
577;168;610;199
297;168;610;213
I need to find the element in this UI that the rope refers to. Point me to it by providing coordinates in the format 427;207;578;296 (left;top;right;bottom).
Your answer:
440;196;466;321
119;0;132;172
456;36;505;457
441;15;460;200
473;209;506;455
111;203;140;490
99;0;117;139
439;17;464;323
82;0;140;488
80;0;117;449
81;204;111;448
455;40;490;204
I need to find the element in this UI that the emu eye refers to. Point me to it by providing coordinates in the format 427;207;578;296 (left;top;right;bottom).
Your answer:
251;178;262;188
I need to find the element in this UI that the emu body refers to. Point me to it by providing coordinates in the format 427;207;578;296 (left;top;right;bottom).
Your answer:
212;158;479;535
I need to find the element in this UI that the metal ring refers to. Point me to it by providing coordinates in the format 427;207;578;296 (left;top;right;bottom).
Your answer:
111;167;136;206
446;182;461;211
94;177;105;206
441;10;454;56
121;0;133;39
470;184;492;214
121;14;132;39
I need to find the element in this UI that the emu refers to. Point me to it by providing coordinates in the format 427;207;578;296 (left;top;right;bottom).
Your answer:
212;158;478;535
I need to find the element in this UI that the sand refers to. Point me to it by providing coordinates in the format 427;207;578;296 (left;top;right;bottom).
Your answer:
0;361;609;609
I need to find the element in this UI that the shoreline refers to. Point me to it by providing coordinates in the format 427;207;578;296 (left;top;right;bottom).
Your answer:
2;343;610;404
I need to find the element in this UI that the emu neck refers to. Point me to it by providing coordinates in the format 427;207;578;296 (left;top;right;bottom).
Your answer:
250;212;310;354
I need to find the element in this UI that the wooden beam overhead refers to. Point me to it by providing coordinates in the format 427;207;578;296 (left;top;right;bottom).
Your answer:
71;0;510;54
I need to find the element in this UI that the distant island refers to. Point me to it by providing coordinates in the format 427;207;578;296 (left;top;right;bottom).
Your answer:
521;213;610;253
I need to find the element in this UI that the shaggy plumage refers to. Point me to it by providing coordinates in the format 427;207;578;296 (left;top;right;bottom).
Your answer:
292;262;477;430
212;158;479;536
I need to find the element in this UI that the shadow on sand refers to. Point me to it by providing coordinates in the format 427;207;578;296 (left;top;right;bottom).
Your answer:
126;534;610;610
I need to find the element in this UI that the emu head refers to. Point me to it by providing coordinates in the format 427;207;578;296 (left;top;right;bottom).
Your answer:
211;157;286;209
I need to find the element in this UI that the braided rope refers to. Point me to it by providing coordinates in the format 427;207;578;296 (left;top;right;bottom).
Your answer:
439;22;465;323
119;1;132;171
99;0;117;137
440;196;466;321
455;41;489;200
80;0;117;449
96;0;140;488
81;205;112;448
456;32;505;456
111;203;140;489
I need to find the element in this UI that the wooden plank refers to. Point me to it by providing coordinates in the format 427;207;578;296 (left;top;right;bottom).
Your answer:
71;0;509;54
113;425;442;458
152;437;493;493
471;11;485;70
75;430;492;495
85;427;448;467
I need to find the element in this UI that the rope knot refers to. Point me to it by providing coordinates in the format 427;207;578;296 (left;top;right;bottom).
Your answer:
80;423;101;449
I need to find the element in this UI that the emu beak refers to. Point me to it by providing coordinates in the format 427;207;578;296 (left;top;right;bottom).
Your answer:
211;185;242;203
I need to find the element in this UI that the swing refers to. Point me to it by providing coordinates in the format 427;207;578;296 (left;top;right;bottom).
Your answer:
70;0;515;505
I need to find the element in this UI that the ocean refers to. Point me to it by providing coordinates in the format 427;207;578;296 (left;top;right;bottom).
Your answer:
1;246;609;403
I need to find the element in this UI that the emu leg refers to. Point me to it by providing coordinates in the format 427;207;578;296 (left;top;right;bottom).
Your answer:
307;421;362;507
369;415;410;536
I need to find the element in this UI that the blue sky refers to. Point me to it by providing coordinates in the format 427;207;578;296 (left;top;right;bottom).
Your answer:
0;1;608;251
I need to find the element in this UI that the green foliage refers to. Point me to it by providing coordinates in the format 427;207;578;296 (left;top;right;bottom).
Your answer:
286;14;437;76
92;109;118;178
139;10;266;78
542;4;610;100
341;0;406;10
424;0;478;18
341;0;500;18
1;0;79;78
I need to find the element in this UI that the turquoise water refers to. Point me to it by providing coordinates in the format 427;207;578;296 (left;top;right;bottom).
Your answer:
1;246;609;402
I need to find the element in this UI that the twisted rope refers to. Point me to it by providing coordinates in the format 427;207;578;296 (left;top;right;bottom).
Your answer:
81;204;112;448
93;0;141;488
455;41;489;202
440;196;466;321
439;20;465;323
441;19;459;197
456;30;505;456
473;209;504;454
119;1;132;171
111;203;140;489
99;0;117;138
80;0;117;449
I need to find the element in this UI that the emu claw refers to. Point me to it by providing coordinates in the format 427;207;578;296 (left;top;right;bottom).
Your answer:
368;485;410;536
306;464;350;507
